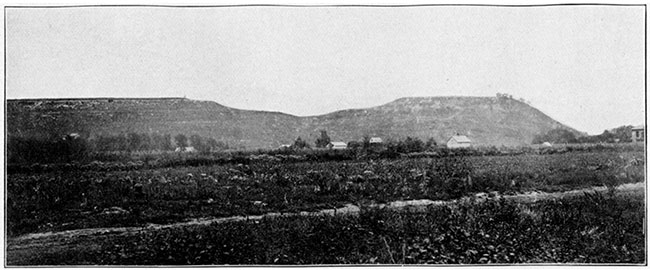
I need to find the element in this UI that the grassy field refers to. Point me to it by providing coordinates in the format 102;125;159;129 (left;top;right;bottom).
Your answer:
8;188;645;265
7;149;644;237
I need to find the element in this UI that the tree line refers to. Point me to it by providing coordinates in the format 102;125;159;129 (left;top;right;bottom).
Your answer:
92;133;229;152
532;126;636;144
7;132;230;164
290;130;438;154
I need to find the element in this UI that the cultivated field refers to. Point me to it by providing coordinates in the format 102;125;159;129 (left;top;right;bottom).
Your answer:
5;146;646;265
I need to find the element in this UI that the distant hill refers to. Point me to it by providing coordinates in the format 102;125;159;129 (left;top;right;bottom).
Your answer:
7;96;581;149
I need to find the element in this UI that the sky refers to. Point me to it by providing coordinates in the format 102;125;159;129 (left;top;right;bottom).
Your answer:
5;5;646;135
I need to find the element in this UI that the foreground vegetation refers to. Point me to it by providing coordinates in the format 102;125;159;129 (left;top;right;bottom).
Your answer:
9;189;644;265
7;149;644;237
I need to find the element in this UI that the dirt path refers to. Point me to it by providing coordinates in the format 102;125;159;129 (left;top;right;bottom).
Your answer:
6;182;644;265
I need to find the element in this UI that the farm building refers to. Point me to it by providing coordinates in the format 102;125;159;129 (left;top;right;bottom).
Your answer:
631;125;644;142
62;133;81;140
175;146;197;152
278;144;292;150
446;135;471;149
369;137;383;144
327;142;347;150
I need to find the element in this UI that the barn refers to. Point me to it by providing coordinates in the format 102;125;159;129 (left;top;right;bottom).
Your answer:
446;135;471;149
327;142;347;150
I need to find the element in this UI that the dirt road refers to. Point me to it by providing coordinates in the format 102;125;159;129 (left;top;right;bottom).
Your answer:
6;182;644;265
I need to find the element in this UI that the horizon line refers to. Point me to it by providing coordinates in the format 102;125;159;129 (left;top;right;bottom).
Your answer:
5;3;645;9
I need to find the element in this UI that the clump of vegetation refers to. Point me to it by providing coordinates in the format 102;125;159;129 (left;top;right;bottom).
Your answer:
532;128;579;144
577;125;637;143
314;130;332;148
7;134;90;164
291;136;311;150
533;126;638;144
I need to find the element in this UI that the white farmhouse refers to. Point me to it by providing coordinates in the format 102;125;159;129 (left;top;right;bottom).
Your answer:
327;142;347;150
278;144;292;150
369;137;383;144
446;135;471;149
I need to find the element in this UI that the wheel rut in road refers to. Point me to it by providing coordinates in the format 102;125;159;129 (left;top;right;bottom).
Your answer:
6;182;644;265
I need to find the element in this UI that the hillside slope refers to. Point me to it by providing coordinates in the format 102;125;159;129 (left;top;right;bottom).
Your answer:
298;96;579;146
7;96;579;148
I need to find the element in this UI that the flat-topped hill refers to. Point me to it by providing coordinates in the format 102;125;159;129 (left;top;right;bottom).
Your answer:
7;96;580;148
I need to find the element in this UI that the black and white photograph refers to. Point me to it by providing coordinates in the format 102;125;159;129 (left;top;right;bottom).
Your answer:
3;1;647;266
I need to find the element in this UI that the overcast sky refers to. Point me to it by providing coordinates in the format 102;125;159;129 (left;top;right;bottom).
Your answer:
5;5;645;135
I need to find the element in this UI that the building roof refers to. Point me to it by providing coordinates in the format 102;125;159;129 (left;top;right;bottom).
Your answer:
632;125;645;130
175;146;196;152
329;142;347;147
449;135;471;143
369;137;383;143
63;133;81;140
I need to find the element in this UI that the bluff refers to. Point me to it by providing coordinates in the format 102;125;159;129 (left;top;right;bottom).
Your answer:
7;96;580;149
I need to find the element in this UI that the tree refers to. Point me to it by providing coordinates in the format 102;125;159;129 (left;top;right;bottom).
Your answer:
127;133;142;151
314;130;332;148
152;133;172;151
404;137;425;153
92;135;110;152
292;136;310;149
425;137;437;149
384;139;406;155
205;138;218;151
189;134;207;152
139;133;152;151
161;134;172;150
174;134;188;151
497;92;514;100
58;133;89;162
205;138;228;151
362;135;371;149
611;125;634;143
347;140;362;150
114;134;128;151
